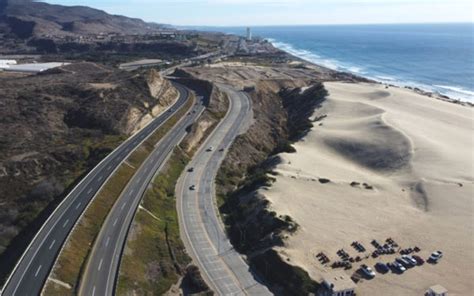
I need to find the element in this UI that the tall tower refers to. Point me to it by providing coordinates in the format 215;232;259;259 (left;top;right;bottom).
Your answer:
246;27;252;41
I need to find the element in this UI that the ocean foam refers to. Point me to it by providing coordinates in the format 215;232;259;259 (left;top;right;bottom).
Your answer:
269;39;474;103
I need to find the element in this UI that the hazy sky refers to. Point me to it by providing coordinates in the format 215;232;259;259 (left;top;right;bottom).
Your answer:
44;0;474;26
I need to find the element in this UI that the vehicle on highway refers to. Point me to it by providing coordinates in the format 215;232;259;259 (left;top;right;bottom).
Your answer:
360;264;376;278
402;255;418;266
396;257;414;268
206;146;214;152
428;251;443;263
412;254;425;265
219;148;224;152
388;261;406;273
374;262;390;273
189;185;196;190
188;167;194;172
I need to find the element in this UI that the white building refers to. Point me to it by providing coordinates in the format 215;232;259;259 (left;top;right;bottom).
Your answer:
246;27;252;41
318;271;356;296
2;62;69;73
0;59;17;69
426;285;448;296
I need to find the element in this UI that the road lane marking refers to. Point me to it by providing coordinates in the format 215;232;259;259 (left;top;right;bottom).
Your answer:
75;202;82;210
87;188;93;194
98;258;103;271
113;218;118;226
34;265;42;277
62;219;69;228
48;240;56;250
92;286;96;296
121;203;126;210
98;175;103;181
105;236;110;247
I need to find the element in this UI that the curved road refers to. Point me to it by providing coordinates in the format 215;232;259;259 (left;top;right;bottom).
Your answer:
1;83;190;296
79;89;205;296
176;85;272;295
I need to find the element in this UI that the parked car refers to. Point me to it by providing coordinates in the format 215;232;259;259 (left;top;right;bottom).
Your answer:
375;262;390;274
187;167;194;172
412;255;425;265
189;185;196;191
428;251;443;263
389;261;406;273
360;264;376;278
396;257;414;268
402;255;418;266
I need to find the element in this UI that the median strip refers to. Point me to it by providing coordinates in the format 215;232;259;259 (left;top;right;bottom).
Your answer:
42;90;195;296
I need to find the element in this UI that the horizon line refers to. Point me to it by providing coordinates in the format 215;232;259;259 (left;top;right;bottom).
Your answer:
174;21;474;28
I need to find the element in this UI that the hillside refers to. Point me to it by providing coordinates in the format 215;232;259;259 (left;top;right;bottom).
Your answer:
0;63;179;282
0;0;162;39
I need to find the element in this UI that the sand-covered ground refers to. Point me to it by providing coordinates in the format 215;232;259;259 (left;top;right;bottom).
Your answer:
262;82;473;295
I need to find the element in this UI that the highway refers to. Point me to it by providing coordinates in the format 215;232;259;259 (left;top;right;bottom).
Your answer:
79;88;205;296
0;83;190;296
176;85;272;295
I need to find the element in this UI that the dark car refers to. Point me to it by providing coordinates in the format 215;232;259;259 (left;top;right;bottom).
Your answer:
187;167;194;173
412;255;425;265
375;262;390;274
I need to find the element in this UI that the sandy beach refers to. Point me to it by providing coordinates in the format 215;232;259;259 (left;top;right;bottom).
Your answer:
262;82;474;295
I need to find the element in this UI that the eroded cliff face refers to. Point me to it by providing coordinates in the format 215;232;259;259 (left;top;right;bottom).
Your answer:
216;81;328;295
0;63;177;280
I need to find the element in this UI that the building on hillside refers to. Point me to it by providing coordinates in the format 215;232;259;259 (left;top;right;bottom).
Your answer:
317;271;356;296
2;62;69;73
426;285;448;296
0;59;17;69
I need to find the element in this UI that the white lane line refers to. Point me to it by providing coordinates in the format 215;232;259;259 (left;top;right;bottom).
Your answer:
87;188;93;194
107;165;112;170
62;219;69;228
75;202;82;210
98;175;103;181
105;236;110;247
113;218;118;226
98;258;103;271
48;240;56;250
34;265;42;277
92;286;96;296
121;203;126;210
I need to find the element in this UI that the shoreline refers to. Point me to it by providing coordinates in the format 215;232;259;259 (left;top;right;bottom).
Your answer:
267;39;474;107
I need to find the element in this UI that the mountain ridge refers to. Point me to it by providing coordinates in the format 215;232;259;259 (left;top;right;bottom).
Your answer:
0;0;164;38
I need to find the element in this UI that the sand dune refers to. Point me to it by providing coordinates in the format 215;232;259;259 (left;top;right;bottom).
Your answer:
262;82;473;295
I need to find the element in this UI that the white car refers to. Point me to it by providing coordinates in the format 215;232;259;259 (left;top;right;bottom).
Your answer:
206;146;214;152
429;251;443;262
360;264;376;278
402;255;417;266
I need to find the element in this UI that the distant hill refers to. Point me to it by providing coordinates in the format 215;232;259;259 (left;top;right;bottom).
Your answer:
0;0;163;39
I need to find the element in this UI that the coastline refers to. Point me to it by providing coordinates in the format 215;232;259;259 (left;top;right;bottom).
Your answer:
267;39;474;107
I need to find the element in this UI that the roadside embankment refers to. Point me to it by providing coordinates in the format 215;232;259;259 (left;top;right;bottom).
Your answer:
42;85;193;295
216;80;328;295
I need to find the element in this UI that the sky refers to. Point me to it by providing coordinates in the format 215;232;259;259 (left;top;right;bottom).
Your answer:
44;0;474;26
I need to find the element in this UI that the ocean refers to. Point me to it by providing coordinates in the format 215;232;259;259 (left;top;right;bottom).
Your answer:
195;24;474;102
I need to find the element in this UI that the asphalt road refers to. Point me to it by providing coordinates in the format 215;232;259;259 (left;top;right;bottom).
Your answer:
177;85;272;295
0;83;190;296
79;89;205;296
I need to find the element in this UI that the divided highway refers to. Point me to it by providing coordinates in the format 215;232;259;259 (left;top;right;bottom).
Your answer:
177;85;272;295
1;83;190;296
79;90;205;296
